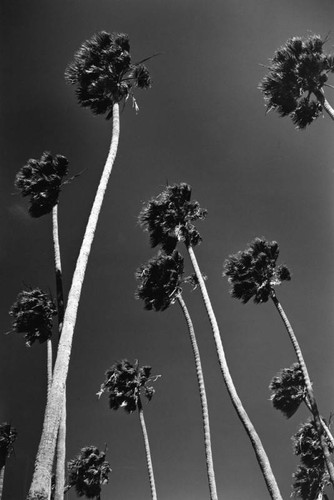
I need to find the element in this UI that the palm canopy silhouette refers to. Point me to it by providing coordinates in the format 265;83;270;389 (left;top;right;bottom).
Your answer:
66;445;111;499
65;31;151;118
138;182;207;253
9;288;56;346
259;34;334;128
223;237;291;304
293;465;329;500
15;152;69;218
293;419;334;469
0;423;17;468
269;363;306;419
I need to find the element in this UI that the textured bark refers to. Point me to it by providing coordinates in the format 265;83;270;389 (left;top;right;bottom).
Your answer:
28;103;120;498
0;465;5;499
314;89;334;121
137;396;157;500
187;245;282;500
271;291;334;489
177;293;218;500
47;339;52;398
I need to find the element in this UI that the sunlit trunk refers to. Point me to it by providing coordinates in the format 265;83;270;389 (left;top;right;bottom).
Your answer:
137;396;157;500
0;465;5;499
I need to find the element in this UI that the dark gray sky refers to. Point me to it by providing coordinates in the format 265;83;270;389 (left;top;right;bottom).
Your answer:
1;1;334;498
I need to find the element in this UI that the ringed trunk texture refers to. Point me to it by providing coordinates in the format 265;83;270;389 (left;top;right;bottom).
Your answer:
137;397;157;500
177;293;218;500
271;292;334;489
187;245;282;500
28;103;120;499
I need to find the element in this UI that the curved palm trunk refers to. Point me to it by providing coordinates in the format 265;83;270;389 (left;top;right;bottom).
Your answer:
271;291;334;489
314;89;334;121
137;396;157;500
187;245;282;500
28;103;120;499
0;464;5;499
177;293;218;500
47;339;52;397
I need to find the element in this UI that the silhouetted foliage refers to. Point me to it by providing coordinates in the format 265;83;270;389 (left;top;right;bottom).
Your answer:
9;288;56;346
67;445;111;498
259;34;334;128
292;464;329;499
138;183;207;253
223;237;291;304
270;363;306;418
293;419;334;468
0;423;17;468
15;152;69;217
136;250;184;311
65;31;152;118
98;360;157;413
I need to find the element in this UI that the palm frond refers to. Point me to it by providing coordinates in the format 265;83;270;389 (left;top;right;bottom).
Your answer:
269;364;306;418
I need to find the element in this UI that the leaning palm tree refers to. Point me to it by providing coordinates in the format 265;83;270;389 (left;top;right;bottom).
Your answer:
223;237;334;488
98;360;158;500
138;183;282;500
65;446;111;499
259;34;334;129
136;250;218;500
0;423;17;499
28;31;152;498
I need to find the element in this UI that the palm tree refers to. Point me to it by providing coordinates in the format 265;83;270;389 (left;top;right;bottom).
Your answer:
98;360;158;500
138;183;282;500
0;423;17;499
65;446;111;499
293;464;329;500
136;250;218;500
259;34;334;128
223;237;334;488
28;31;152;498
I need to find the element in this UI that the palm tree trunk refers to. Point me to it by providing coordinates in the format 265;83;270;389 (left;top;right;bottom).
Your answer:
47;339;52;397
314;89;334;121
0;465;5;499
176;293;218;500
137;396;157;500
270;291;334;489
186;244;282;500
52;204;67;500
28;103;120;499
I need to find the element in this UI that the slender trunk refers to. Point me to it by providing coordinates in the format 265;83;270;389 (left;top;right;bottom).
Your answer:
186;245;282;500
47;339;52;397
137;396;157;500
28;103;120;499
314;89;334;121
304;398;334;448
0;465;5;499
271;291;334;488
176;293;218;500
52;204;66;500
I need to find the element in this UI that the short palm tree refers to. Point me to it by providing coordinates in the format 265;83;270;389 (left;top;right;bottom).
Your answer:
65;445;111;499
136;250;218;500
223;237;334;488
139;184;282;499
98;360;157;500
0;423;17;499
259;34;334;128
28;31;152;498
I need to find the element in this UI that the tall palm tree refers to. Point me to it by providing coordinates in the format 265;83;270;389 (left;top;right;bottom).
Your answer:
259;34;334;128
223;237;334;488
28;31;152;498
138;183;282;500
98;360;158;500
65;445;111;499
0;423;17;499
136;250;218;500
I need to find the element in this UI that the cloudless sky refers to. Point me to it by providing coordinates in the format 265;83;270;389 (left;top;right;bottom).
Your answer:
1;1;334;498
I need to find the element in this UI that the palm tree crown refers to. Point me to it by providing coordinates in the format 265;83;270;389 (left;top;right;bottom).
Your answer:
292;464;329;500
138;183;207;253
15;152;69;218
293;419;334;468
136;250;184;311
67;445;111;498
65;31;152;118
98;360;156;413
259;34;334;128
269;363;306;418
223;237;291;304
0;423;17;467
9;288;56;346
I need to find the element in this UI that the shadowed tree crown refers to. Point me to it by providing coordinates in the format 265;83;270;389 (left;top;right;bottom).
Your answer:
136;250;184;311
98;360;157;413
65;31;152;118
259;34;334;128
0;423;17;468
269;363;306;419
293;419;334;468
67;445;111;499
223;237;291;304
15;152;69;218
138;183;207;253
9;288;56;346
292;465;329;500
